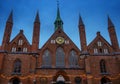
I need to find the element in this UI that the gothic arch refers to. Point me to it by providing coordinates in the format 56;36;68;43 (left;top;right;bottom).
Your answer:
53;70;70;82
74;77;82;84
100;76;111;84
69;49;79;68
42;49;52;68
9;77;21;84
56;47;65;68
100;59;106;73
13;59;22;74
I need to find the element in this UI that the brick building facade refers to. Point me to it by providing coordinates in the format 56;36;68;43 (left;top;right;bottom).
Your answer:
0;6;120;84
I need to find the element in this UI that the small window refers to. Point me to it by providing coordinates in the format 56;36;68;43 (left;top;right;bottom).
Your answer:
18;40;23;45
94;48;98;54
18;47;22;52
99;48;102;53
104;49;108;54
97;41;102;46
12;47;16;52
23;48;27;52
51;40;55;44
75;77;82;84
65;40;69;44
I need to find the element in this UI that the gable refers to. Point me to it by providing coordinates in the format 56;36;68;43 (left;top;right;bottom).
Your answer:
40;28;80;55
88;32;113;54
9;30;30;52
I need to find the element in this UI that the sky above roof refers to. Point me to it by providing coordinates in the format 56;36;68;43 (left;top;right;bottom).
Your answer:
0;0;120;49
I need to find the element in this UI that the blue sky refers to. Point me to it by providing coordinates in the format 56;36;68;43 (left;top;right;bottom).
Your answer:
0;0;120;49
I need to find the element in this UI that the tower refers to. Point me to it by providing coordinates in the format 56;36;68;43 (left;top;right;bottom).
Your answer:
78;15;87;52
32;12;40;51
108;16;119;52
54;2;63;31
2;11;13;51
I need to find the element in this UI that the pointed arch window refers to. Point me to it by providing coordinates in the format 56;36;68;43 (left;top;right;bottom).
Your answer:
42;50;51;68
18;39;23;45
69;50;78;68
74;77;82;84
23;47;27;52
13;59;21;74
12;47;16;52
97;41;102;46
17;47;22;52
100;60;107;73
94;48;98;54
104;49;108;54
101;77;111;84
56;47;65;68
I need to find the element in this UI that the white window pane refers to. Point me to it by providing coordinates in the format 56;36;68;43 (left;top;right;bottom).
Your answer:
12;47;16;52
23;48;27;52
97;41;102;46
18;40;23;45
94;48;98;54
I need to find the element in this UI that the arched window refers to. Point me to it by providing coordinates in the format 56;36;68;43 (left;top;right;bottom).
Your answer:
101;77;111;84
74;77;82;84
42;50;51;68
9;78;21;84
17;47;22;52
56;47;65;68
13;59;21;74
100;60;106;73
69;50;78;68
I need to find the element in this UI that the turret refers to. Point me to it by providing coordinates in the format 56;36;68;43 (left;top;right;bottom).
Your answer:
78;15;87;52
54;4;63;31
2;11;13;51
32;11;40;51
108;16;119;52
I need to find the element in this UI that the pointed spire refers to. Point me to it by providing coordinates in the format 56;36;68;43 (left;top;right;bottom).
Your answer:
54;0;63;31
108;16;114;28
56;7;61;20
7;11;13;23
79;14;84;26
34;11;40;23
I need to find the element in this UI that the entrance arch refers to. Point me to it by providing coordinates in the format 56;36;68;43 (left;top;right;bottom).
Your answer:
56;75;65;84
9;77;21;84
56;81;65;84
101;77;112;84
52;70;70;84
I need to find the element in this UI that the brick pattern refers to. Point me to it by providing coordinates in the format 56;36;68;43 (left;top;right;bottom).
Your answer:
0;15;120;84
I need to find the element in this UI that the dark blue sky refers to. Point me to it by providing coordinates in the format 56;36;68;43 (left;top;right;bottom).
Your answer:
0;0;120;49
